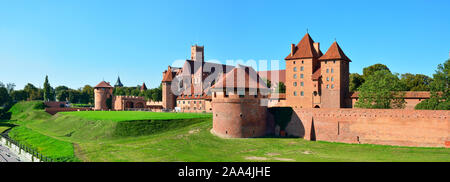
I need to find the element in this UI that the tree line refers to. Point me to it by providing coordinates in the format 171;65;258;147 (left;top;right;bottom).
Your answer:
352;59;449;110
0;76;163;108
113;84;162;102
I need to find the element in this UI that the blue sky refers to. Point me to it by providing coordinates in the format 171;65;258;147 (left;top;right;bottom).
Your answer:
0;0;449;89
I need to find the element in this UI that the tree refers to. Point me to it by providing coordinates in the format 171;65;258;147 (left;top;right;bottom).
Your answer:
362;63;390;80
55;86;70;101
355;70;405;109
400;73;432;91
10;90;28;102
349;73;365;92
275;82;286;93
24;83;43;100
80;85;94;104
43;75;53;102
6;83;15;94
0;87;11;106
67;89;81;103
415;59;450;110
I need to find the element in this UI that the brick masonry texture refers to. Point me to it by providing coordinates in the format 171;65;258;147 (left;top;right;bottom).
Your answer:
284;108;449;148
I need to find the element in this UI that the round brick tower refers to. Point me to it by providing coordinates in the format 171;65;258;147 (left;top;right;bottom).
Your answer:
211;65;270;138
94;81;113;110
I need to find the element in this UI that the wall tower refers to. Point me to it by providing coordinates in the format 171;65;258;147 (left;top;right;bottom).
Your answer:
162;66;176;110
94;81;113;110
285;33;322;109
319;41;351;108
211;65;270;138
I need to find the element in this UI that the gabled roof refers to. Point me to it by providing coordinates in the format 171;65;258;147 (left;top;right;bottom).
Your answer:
211;65;269;90
319;41;351;62
95;81;113;88
162;66;174;82
285;33;319;60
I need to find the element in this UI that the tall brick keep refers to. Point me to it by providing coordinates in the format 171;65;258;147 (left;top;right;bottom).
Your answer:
319;41;351;108
162;66;176;110
285;33;322;109
211;65;270;138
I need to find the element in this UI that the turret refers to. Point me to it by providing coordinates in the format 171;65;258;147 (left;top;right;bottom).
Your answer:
94;81;114;110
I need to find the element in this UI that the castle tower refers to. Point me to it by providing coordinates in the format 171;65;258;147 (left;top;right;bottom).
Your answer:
319;41;351;108
285;33;322;109
210;65;270;138
94;81;114;110
191;45;204;62
162;66;176;110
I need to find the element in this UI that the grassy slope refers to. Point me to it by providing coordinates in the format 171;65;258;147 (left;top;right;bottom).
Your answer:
8;126;79;161
6;101;450;162
60;111;212;121
78;119;450;162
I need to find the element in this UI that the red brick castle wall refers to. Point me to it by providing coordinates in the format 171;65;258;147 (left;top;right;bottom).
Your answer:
283;108;449;147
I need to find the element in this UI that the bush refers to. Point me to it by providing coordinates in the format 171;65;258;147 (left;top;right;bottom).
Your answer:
32;102;46;110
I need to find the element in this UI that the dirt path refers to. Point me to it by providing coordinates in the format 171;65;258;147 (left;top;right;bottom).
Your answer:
73;143;88;162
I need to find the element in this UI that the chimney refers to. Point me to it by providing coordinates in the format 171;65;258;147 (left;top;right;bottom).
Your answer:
313;42;320;54
290;44;295;56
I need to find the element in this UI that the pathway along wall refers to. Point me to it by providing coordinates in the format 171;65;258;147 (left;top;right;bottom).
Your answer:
283;108;449;148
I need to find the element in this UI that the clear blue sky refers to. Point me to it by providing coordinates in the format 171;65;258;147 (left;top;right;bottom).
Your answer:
1;0;449;90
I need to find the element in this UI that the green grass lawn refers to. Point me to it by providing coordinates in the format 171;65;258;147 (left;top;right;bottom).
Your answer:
8;126;79;161
60;111;212;122
4;101;450;162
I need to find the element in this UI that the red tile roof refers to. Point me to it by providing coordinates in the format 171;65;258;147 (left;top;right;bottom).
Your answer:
319;41;351;62
312;69;321;80
285;33;319;60
211;65;269;90
162;66;174;82
94;81;113;88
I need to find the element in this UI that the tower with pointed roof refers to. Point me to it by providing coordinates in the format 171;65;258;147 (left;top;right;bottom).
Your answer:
114;76;123;87
319;41;351;108
162;66;176;110
210;65;270;138
285;33;322;109
94;81;113;110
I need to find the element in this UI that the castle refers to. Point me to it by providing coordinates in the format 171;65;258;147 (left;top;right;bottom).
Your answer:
161;33;449;148
94;79;163;111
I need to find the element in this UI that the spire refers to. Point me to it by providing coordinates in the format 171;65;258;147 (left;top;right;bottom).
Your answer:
140;82;147;91
319;41;351;62
285;33;319;60
114;76;123;87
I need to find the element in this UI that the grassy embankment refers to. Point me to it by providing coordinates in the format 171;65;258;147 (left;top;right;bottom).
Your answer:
4;101;450;162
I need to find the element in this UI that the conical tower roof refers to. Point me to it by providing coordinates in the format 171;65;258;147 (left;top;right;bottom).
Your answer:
319;41;351;62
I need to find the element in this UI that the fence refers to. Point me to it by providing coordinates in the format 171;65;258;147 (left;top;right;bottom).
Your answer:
0;130;53;162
